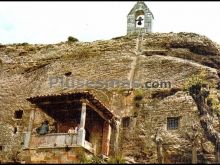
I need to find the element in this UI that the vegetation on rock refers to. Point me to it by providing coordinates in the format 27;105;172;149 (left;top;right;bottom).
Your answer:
67;36;79;43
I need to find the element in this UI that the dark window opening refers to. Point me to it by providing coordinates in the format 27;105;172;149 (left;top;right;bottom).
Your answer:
14;110;23;119
122;117;130;128
14;127;17;134
167;117;179;130
64;72;72;77
0;145;3;151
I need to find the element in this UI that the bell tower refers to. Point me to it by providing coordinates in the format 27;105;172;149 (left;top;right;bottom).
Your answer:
127;1;154;34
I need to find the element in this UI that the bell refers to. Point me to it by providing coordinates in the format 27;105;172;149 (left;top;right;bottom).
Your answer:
137;21;142;25
136;16;143;26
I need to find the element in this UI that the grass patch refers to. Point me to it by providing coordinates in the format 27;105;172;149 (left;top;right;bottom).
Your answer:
62;47;101;60
107;154;126;164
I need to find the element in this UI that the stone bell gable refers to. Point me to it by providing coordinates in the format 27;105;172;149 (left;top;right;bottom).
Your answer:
127;1;154;34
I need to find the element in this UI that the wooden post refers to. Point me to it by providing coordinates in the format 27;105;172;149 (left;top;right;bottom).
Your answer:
79;102;86;129
24;106;36;149
112;118;120;156
102;121;111;156
77;102;86;146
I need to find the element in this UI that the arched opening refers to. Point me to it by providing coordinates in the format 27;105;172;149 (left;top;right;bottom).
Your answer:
135;10;145;28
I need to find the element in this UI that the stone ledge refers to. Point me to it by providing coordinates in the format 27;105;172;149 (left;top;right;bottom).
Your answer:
142;50;168;56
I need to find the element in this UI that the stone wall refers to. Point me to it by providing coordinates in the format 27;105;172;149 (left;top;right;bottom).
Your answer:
119;90;213;163
20;147;92;163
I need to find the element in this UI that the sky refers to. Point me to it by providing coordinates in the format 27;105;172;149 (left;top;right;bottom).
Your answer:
0;1;220;44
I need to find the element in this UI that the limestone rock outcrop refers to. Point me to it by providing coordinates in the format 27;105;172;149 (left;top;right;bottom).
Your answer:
0;32;220;163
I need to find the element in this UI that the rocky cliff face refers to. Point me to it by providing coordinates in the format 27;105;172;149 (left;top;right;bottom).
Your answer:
0;32;220;163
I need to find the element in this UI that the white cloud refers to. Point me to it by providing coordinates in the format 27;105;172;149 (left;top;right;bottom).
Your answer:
0;2;219;44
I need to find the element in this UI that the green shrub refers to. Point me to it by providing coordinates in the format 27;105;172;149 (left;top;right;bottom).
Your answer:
90;155;103;164
133;88;144;101
68;36;79;42
184;70;208;92
17;42;29;46
107;154;125;164
76;148;92;163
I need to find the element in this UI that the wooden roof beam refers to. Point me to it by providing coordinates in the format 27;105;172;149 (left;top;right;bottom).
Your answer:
82;99;111;123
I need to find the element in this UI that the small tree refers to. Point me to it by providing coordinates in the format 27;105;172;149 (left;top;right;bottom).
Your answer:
183;70;209;93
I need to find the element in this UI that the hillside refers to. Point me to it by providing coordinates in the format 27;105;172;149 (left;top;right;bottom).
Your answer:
0;32;220;163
